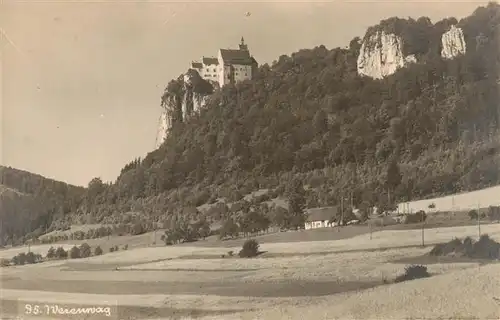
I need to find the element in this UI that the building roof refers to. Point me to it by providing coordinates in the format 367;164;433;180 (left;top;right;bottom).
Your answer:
305;206;339;222
202;57;219;65
191;62;202;69
219;49;254;65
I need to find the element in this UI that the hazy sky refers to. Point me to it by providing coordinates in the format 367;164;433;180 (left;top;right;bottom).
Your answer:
1;0;488;186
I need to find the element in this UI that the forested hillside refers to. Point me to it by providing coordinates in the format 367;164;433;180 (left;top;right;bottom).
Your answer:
0;166;85;245
3;3;500;242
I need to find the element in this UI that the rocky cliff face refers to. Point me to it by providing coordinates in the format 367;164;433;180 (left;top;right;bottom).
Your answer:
357;31;417;79
155;71;215;148
441;25;467;59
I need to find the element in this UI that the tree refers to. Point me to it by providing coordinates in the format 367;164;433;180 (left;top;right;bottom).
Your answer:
468;209;479;220
69;246;81;259
55;247;68;259
47;246;56;259
239;239;260;258
94;246;103;256
385;158;402;206
79;243;92;258
286;178;306;230
25;252;36;264
219;219;239;240
270;206;288;229
130;223;145;236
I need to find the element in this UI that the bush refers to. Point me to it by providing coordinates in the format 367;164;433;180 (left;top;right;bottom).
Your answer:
468;209;478;220
109;247;115;253
47;246;56;259
487;206;500;221
69;246;81;259
239;239;260;258
227;250;234;257
429;234;500;260
123;244;128;250
94;246;103;256
405;210;427;224
12;253;27;265
394;265;431;283
130;223;145;236
55;247;68;259
79;243;92;258
25;252;36;264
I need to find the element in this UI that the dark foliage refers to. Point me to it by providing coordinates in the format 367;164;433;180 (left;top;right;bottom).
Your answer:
46;246;56;259
239;239;260;258
2;3;500;241
94;246;103;256
429;234;500;259
394;264;431;283
405;210;427;224
79;243;92;258
55;247;68;259
69;246;81;259
487;206;500;221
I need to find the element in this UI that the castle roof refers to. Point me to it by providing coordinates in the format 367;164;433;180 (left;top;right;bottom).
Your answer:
219;49;254;65
191;62;203;69
202;57;219;65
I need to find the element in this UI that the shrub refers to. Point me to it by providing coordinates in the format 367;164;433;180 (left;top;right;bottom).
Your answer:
79;243;92;258
405;210;427;224
47;246;56;259
239;239;260;258
114;245;119;251
109;247;115;253
94;246;103;256
69;246;81;259
123;244;128;250
487;206;500;221
468;209;478;220
130;223;145;236
429;234;500;260
394;265;431;283
12;253;27;265
25;252;36;264
228;250;234;257
55;247;68;259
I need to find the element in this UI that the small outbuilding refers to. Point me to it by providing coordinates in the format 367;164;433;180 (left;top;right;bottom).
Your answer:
304;206;339;230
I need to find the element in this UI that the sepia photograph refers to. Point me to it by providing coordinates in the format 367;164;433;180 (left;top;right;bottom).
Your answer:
1;0;500;319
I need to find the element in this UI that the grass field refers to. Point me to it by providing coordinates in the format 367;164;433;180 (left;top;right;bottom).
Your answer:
398;184;500;213
1;222;499;320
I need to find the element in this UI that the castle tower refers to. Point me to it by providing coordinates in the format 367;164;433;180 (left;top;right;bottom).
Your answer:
239;37;248;51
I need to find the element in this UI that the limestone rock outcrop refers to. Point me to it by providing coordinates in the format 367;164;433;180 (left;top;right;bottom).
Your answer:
357;31;416;79
441;25;467;59
155;70;215;148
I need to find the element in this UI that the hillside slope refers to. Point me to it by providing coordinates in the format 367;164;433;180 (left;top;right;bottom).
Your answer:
0;166;85;245
3;3;500;240
106;3;500;221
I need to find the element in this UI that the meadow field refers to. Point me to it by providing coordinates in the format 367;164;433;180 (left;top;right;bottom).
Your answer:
1;222;499;320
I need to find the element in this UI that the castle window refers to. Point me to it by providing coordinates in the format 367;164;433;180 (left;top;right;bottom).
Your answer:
213;69;216;72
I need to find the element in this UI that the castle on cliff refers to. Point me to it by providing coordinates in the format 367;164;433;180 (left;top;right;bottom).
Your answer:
189;37;258;86
155;38;259;149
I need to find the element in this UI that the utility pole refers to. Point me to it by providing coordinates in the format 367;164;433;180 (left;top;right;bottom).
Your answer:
340;196;344;226
477;202;481;239
421;210;425;247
